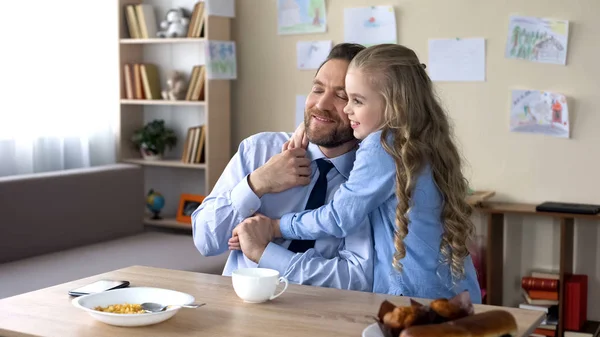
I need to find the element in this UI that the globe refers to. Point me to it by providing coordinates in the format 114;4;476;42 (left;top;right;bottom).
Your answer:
146;189;165;219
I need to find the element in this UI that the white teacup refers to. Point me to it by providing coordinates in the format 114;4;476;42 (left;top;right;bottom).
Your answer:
231;268;288;303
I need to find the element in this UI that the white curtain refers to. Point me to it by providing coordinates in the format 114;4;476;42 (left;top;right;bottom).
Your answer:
0;1;118;177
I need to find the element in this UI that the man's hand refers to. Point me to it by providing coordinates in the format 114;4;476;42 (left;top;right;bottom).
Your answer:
229;217;281;251
248;148;311;198
229;214;275;263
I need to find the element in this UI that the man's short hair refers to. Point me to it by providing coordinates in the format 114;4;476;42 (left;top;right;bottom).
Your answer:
317;43;366;72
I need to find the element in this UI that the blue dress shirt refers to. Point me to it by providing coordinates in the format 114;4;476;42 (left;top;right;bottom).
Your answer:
279;130;482;303
192;132;373;292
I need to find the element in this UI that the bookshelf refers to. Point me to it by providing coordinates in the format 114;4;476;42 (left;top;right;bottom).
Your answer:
476;202;600;337
117;0;233;229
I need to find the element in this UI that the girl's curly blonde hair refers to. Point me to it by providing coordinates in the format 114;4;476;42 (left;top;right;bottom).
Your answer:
349;44;474;282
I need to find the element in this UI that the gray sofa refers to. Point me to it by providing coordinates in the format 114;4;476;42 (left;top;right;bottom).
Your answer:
0;164;228;299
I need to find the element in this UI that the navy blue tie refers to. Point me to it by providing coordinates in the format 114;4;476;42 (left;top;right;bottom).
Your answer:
288;159;335;253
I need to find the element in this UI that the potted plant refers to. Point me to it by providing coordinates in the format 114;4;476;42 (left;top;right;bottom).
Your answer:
131;119;177;160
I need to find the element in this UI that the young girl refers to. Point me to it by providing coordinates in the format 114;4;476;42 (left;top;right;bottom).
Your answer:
233;44;481;303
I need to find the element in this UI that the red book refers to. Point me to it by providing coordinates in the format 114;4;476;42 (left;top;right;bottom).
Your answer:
564;274;588;331
528;290;559;301
533;328;556;336
521;276;559;291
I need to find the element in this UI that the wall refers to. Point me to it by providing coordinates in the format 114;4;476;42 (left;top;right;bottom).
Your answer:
231;0;600;319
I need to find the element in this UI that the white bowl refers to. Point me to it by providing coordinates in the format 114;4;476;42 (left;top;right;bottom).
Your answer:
72;287;195;327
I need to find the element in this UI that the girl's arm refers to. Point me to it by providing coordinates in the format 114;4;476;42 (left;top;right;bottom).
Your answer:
282;122;308;151
279;131;396;239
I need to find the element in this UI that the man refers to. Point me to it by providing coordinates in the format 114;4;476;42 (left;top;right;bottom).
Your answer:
192;43;373;292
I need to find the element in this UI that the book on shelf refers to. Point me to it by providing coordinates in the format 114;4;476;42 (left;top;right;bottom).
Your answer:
522;289;559;306
564;274;588;332
181;125;205;164
522;276;559;292
124;4;158;39
531;270;560;280
140;64;161;99
185;65;206;101
134;64;144;99
123;63;161;100
187;2;206;38
533;327;556;336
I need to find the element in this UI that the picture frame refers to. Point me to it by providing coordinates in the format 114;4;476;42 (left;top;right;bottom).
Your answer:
176;193;206;224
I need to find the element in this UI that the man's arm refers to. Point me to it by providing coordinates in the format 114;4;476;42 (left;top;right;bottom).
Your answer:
192;140;261;256
234;214;374;292
192;136;312;256
260;219;373;291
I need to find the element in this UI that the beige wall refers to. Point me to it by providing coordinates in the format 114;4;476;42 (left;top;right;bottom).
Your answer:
231;0;599;318
232;0;599;204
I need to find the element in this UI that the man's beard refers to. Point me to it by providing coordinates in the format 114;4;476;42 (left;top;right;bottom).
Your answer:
304;107;355;148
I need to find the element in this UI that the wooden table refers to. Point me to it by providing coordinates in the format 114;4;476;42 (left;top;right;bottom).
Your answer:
0;266;544;337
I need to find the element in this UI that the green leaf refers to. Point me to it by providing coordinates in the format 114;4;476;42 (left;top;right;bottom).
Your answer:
130;119;177;155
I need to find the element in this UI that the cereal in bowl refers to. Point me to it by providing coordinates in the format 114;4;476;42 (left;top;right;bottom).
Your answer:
93;303;145;314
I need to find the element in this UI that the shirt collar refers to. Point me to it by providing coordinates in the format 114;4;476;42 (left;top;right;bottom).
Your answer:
306;142;356;180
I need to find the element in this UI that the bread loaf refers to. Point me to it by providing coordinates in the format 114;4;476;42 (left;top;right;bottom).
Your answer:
399;310;518;337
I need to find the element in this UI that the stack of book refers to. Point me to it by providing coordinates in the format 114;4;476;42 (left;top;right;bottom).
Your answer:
124;4;158;39
520;271;559;337
123;63;161;100
181;126;206;164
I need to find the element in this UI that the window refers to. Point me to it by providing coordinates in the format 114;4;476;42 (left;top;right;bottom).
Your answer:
0;1;118;177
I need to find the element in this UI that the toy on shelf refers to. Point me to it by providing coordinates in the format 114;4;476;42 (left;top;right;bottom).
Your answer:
157;8;190;38
161;70;188;100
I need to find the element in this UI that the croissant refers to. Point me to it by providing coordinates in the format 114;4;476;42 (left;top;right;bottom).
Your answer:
376;291;476;337
430;298;470;321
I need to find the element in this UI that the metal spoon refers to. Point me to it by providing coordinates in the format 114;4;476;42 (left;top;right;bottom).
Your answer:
141;302;206;313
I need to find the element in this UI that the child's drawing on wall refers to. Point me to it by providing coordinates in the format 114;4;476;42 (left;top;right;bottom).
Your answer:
277;0;327;35
505;15;569;65
510;90;569;138
206;41;236;80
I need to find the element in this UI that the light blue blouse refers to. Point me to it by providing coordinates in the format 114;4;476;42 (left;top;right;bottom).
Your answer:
279;130;482;303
